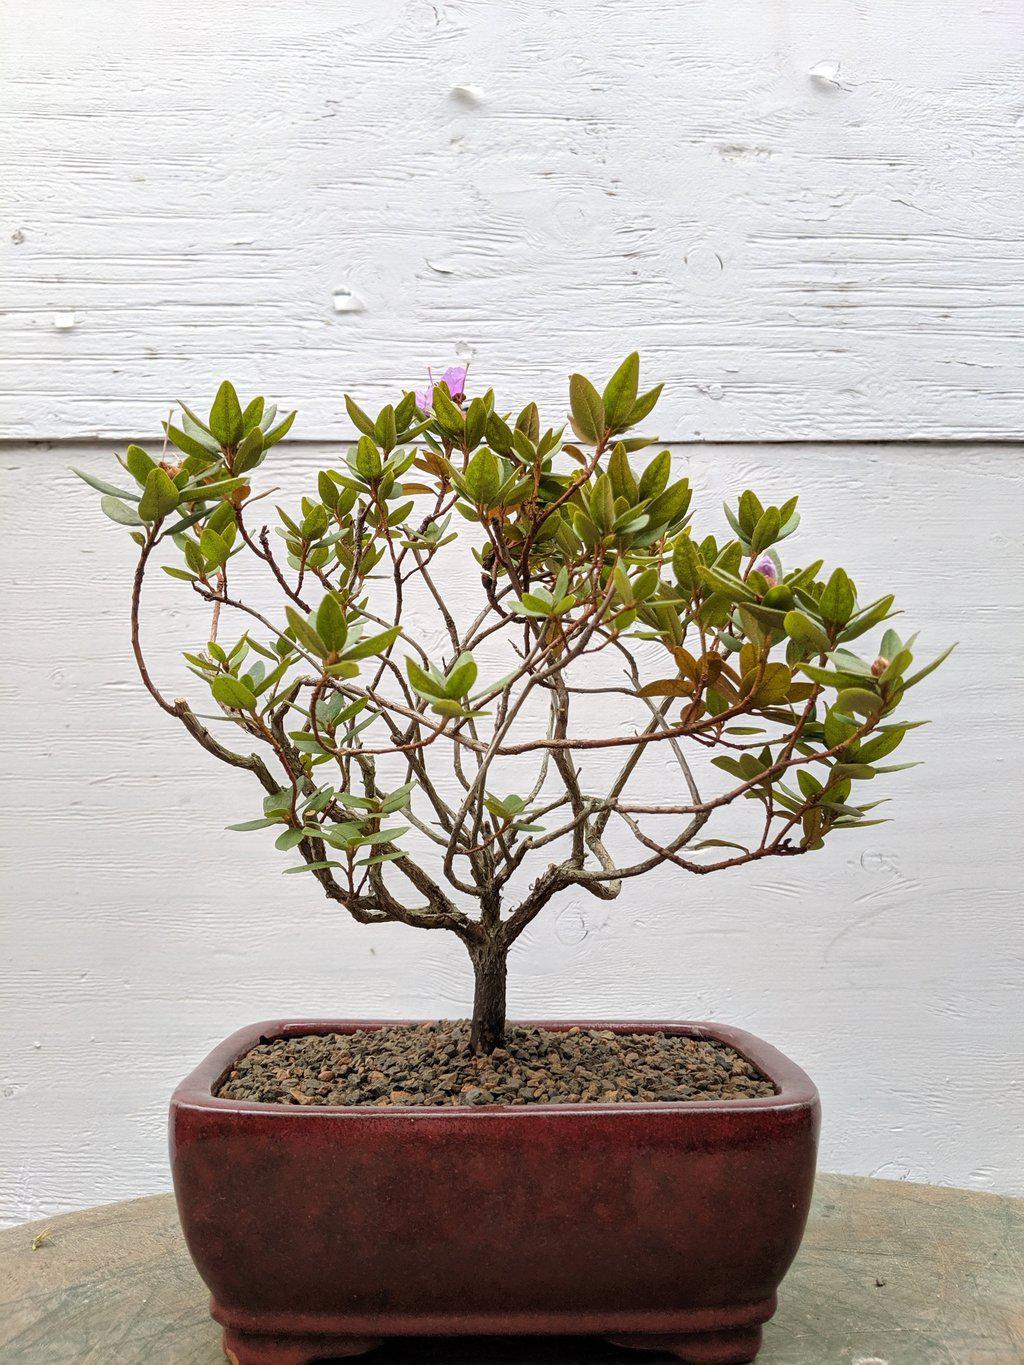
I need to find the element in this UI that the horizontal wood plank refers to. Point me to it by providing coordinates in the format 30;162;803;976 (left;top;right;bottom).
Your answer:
2;1;1024;440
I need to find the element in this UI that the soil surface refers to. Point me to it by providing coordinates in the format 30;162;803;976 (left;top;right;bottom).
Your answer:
215;1022;776;1107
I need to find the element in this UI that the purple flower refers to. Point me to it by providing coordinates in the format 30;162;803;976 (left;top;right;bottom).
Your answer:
415;364;469;414
439;365;468;400
752;555;778;587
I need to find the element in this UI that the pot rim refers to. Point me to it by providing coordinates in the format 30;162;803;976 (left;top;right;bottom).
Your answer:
172;1018;818;1117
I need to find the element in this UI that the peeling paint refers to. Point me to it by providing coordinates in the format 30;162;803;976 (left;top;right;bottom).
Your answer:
450;83;486;106
808;60;849;90
332;289;364;314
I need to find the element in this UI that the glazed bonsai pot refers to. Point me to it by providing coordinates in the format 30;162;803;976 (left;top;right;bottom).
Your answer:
170;1019;819;1364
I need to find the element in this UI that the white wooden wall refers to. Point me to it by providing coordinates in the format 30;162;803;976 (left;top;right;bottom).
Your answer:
2;0;1024;1224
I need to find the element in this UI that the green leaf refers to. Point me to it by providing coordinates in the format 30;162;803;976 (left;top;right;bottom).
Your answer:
164;423;217;463
228;817;280;831
819;568;856;627
607;441;638;502
603;352;640;428
839;593;896;641
638;678;692;698
645;478;691;529
858;727;907;762
199;526;231;568
177;477;246;505
285;605;328;659
902;643;956;690
445;652;478;698
465;448;500;505
343;625;401;661
375;403;398;451
353;827;409;849
212;675;257;710
750;661;792;706
316;594;348;653
463;396;488;449
124;444;155;485
406;658;447;701
283;860;344;874
568;373;605;444
589;472;615;532
431;384;465;433
797;769;822;799
175;400;214;436
100;495;144;526
354;435;382;480
638;449;671;501
233;427;264;474
345;394;377;438
831;762;877;782
318;470;340;510
749;506;781;556
73;468;139;500
690;838;750;853
275;827;307;851
836;687;884;717
381;781;416;814
138;467;180;522
263;410;297;448
208;381;244;446
784;609;832;653
628;385;663;426
395;390;417;431
513;592;555;618
698;563;755;601
672;535;702;592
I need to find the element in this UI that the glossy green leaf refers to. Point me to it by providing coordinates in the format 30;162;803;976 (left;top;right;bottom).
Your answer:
819;568;856;627
445;652;478;698
74;468;139;500
209;381;244;446
316;594;348;653
836;687;883;717
603;352;640;428
212;675;256;710
138;467;180;522
568;373;604;444
286;606;328;659
100;495;144;526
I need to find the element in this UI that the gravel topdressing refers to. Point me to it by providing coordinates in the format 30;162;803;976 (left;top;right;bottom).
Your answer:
214;1021;776;1107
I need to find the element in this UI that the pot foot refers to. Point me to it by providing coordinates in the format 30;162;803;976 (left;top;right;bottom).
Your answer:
607;1325;762;1364
222;1326;380;1364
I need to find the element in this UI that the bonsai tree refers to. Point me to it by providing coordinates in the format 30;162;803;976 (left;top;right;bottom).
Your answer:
76;358;952;1055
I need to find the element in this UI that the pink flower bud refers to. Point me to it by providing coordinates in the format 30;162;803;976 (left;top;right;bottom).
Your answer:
871;656;889;677
753;555;778;587
414;364;469;414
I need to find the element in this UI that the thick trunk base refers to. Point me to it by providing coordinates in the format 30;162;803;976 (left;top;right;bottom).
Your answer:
469;940;507;1055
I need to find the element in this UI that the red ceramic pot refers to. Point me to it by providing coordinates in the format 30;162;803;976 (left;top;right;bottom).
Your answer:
170;1020;819;1364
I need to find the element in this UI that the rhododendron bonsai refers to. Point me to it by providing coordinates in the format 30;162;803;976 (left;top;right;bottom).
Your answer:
76;356;951;1056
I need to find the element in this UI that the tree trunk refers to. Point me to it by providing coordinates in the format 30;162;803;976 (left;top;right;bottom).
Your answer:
469;937;508;1055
